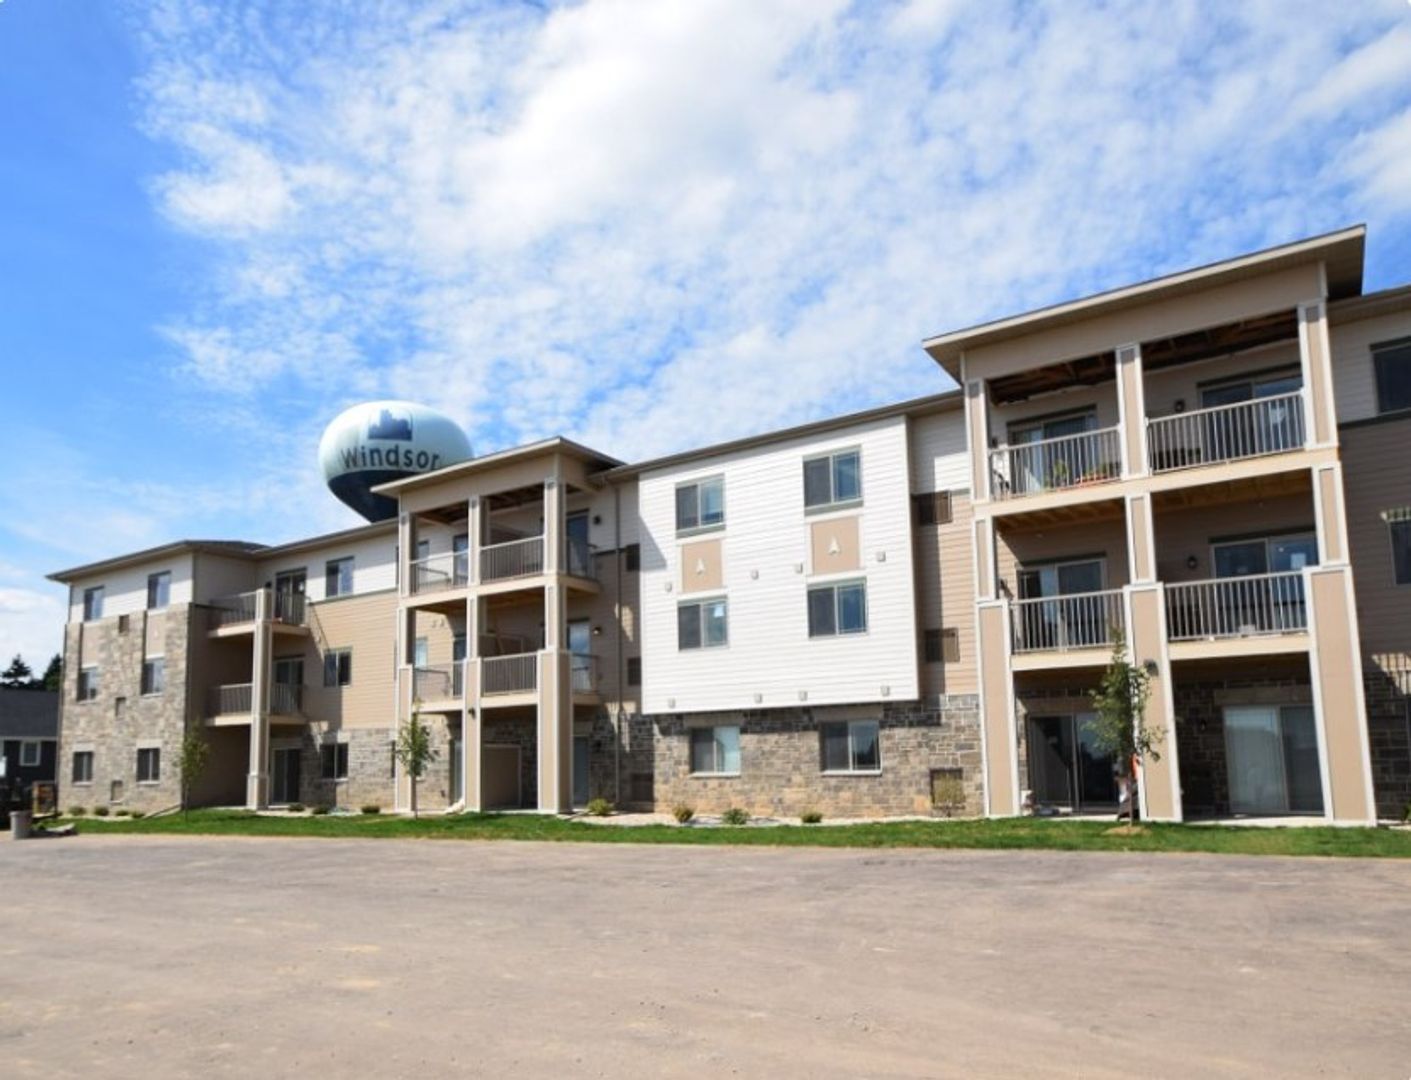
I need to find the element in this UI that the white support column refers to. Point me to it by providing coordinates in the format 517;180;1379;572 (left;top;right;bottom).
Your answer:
246;588;273;809
463;593;482;813
1297;298;1338;450
397;512;413;597
467;496;482;587
964;375;992;503
1115;343;1148;479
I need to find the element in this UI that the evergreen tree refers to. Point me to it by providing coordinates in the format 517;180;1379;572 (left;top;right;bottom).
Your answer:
1;655;33;689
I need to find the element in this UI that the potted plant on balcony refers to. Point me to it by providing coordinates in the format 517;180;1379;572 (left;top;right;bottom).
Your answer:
1046;460;1070;489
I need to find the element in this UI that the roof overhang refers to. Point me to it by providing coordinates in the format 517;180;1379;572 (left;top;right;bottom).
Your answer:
47;540;266;584
372;437;623;496
922;225;1366;379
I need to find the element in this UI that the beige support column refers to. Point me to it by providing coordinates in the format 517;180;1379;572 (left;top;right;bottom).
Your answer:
467;496;482;586
537;650;572;812
976;600;1018;816
1115;343;1148;478
397;512;413;597
1305;567;1375;823
964;376;991;502
1297;299;1338;448
1125;585;1181;821
973;514;997;601
246;588;273;809
1126;492;1156;585
462;594;482;811
393;605;416;811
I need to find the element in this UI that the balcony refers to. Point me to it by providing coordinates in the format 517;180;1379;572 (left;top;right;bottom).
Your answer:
412;662;466;704
482;652;539;696
208;682;253;717
1148;392;1305;473
480;536;545;583
570;652;599;694
989;427;1122;500
1165;571;1308;642
410;552;470;595
1012;590;1125;655
205;590;308;631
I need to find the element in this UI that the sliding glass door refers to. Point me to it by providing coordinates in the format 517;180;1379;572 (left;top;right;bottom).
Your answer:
1223;705;1323;815
1026;713;1117;811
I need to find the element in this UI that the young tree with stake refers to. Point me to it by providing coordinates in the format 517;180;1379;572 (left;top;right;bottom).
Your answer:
395;705;437;818
1088;627;1162;828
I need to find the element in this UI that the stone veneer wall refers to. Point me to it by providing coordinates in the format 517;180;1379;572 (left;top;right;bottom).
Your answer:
644;696;982;819
1364;664;1411;820
59;606;194;813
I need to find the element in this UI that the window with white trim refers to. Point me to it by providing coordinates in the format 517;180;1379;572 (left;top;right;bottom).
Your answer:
136;747;161;783
323;648;353;687
321;742;349;781
803;449;862;510
675;476;725;532
146;570;171;610
820;719;881;773
72;750;94;784
141;657;166;696
1385;508;1411;586
689;725;740;775
325;557;354;598
807;580;868;637
82;586;104;622
20;741;41;768
678;598;728;650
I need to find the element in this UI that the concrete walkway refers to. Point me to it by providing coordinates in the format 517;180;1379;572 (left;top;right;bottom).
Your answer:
4;835;1410;1077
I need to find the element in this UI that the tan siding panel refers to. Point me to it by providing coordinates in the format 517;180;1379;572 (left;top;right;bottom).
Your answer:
1341;420;1411;667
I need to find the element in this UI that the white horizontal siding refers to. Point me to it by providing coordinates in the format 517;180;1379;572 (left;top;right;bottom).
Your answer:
1330;309;1411;425
908;411;969;493
638;415;919;713
256;533;397;602
66;554;194;622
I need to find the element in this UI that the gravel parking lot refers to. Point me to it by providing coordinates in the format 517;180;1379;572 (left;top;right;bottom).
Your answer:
3;835;1410;1078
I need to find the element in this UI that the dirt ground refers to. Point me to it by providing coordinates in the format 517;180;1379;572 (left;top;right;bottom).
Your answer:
3;835;1409;1078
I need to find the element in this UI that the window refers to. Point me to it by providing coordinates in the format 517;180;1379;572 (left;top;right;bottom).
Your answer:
1199;369;1302;409
626;656;642;686
1210;532;1317;577
77;666;100;702
82;586;104;621
689;724;740;775
72;751;93;784
323;648;353;687
325;557;354;598
415;539;431;562
912;491;952;526
321;742;349;781
146;571;171;610
1385;508;1411;585
141;658;165;696
820;719;881;773
676;476;725;532
807;581;868;637
923;628;960;664
678;598;728;650
413;637;429;668
136;747;161;783
624;543;641;572
1373;338;1411;415
20;741;41;768
803;449;862;510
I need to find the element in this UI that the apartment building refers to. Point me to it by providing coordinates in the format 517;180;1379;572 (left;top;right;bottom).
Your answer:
48;226;1411;823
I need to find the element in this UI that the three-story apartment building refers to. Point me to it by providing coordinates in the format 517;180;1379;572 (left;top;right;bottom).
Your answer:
48;226;1411;823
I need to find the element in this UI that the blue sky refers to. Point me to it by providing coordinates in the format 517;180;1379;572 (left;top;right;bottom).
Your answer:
2;0;1410;666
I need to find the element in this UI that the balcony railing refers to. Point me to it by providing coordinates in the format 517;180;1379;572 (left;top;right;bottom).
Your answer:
481;536;545;582
207;592;258;629
271;591;307;626
1165;571;1308;641
1012;590;1125;654
271;683;302;716
410;552;470;595
209;683;253;716
1148;392;1305;473
482;652;539;696
570;652;599;693
990;427;1122;499
565;536;597;579
412;662;466;702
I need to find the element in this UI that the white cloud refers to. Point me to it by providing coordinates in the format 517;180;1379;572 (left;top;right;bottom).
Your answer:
127;0;1410;469
0;588;66;672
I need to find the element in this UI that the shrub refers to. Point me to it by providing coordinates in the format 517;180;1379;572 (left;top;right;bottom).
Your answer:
286;802;305;813
800;810;823;824
361;804;382;815
68;805;87;817
93;806;110;817
113;809;131;817
672;803;695;824
585;797;614;817
721;807;749;826
311;805;331;816
129;811;145;820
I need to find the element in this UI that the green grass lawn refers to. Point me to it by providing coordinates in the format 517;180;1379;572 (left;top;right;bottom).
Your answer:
46;809;1411;858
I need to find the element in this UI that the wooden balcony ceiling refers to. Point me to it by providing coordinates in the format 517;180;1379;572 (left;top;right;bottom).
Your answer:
997;495;1126;532
1152;468;1310;513
990;351;1115;404
1141;310;1297;374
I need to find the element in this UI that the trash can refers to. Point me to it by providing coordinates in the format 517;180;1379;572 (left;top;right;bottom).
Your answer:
10;810;32;840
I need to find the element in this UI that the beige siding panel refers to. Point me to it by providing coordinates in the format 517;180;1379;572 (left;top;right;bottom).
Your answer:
915;494;977;695
809;517;861;576
1316;467;1345;562
679;538;724;593
1129;588;1177;820
192;553;256;606
1340;419;1411;667
908;410;969;494
295;590;399;731
1301;304;1336;444
1329;309;1411;424
1309;568;1372;822
978;604;1016;815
